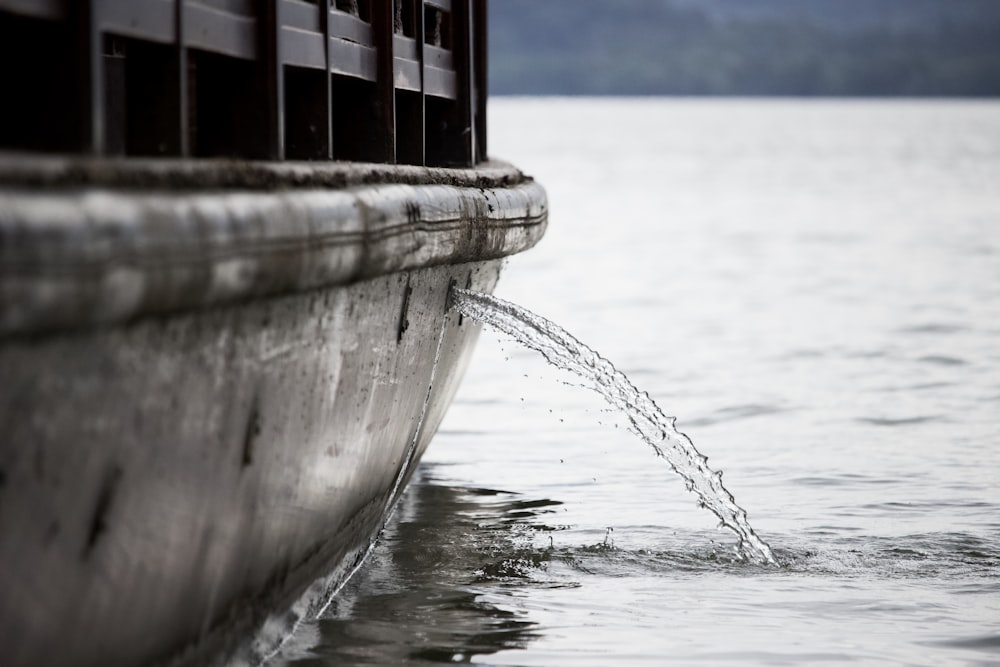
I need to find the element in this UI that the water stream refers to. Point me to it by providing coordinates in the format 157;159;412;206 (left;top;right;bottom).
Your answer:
450;287;777;565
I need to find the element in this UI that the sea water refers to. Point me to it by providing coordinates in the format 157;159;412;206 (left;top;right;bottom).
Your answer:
273;99;1000;666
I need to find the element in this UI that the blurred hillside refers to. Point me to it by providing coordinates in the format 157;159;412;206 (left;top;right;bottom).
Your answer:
489;0;1000;95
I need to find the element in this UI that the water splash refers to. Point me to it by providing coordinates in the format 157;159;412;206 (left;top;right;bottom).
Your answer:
450;288;777;565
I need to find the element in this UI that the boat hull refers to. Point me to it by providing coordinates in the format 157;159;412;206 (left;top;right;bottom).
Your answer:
0;158;546;666
0;259;500;666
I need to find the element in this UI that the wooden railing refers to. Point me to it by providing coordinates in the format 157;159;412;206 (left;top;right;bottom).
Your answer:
0;0;487;166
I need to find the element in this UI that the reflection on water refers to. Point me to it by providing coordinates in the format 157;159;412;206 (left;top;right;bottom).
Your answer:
273;470;556;666
271;465;1000;667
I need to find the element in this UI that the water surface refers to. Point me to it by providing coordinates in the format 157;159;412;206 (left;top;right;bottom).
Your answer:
278;98;1000;666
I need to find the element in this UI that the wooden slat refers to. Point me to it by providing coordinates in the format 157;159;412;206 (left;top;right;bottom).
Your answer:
198;0;254;13
393;34;417;60
393;33;419;91
283;26;325;68
0;0;64;20
329;9;371;45
422;39;454;99
423;43;450;69
281;1;325;69
101;0;176;44
328;37;376;80
184;1;257;59
423;64;454;99
394;58;420;91
282;0;320;31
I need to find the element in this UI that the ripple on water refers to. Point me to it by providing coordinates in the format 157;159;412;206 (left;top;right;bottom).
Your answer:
916;354;969;366
682;402;791;428
775;532;1000;580
896;323;969;335
458;529;1000;598
876;380;955;393
925;634;1000;652
854;415;944;426
791;473;903;487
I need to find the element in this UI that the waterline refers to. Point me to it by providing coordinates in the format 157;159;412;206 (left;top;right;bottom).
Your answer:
450;288;777;565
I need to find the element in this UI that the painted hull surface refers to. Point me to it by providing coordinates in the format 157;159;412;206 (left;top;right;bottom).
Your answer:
0;160;547;666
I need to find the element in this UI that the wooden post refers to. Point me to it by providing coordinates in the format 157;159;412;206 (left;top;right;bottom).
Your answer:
473;0;486;163
459;0;475;166
322;0;333;159
177;0;190;157
74;0;104;155
417;0;426;165
371;0;396;163
260;0;285;159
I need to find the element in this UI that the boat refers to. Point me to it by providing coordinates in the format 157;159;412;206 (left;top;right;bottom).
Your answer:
0;2;547;665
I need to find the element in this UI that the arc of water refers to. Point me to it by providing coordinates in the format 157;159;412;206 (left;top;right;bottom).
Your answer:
450;288;777;565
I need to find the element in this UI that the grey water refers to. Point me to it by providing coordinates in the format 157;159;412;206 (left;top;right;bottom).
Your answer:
450;287;776;565
274;98;1000;666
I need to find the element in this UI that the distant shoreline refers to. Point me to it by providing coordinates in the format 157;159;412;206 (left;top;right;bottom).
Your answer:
490;0;1000;99
489;94;1000;101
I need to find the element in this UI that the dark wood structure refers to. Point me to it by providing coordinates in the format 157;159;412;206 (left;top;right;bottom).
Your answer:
0;4;546;666
0;0;486;166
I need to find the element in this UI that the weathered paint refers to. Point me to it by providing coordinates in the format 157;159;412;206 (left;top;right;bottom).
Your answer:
0;260;501;667
0;159;547;665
